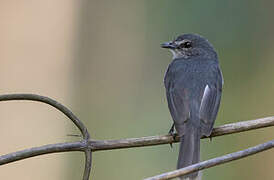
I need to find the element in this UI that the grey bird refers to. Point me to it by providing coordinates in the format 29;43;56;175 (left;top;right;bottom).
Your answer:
161;34;223;180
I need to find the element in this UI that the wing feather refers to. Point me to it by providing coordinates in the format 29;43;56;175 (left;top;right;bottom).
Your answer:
165;65;190;136
199;65;223;136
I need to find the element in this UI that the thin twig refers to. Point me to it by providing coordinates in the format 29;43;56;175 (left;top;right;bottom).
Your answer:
144;139;274;180
89;116;274;151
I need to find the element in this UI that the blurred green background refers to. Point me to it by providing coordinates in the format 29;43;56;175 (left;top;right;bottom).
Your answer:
1;0;274;180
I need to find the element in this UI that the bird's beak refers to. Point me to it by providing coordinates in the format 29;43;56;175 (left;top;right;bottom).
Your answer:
161;41;177;49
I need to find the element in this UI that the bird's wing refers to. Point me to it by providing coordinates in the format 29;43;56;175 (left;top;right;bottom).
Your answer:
165;65;190;136
199;65;223;136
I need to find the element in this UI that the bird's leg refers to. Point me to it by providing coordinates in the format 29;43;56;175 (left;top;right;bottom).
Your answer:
168;123;175;134
168;123;176;148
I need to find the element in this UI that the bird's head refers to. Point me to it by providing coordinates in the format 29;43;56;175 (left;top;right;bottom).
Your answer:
161;34;217;60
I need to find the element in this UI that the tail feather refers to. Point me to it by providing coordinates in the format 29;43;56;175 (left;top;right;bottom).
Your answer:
177;125;200;180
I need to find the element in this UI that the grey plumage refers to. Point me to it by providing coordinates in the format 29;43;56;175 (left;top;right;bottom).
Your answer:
162;34;223;180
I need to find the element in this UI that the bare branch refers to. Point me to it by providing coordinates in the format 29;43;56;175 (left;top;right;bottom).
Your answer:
0;142;85;165
90;116;274;151
0;94;91;180
83;149;92;180
211;116;274;137
0;116;273;166
0;94;274;179
144;139;274;180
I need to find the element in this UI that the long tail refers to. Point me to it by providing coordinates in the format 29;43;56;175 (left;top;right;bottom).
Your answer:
177;125;201;180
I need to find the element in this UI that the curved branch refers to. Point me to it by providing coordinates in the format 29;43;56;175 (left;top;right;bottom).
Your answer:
144;140;274;180
90;116;274;151
0;94;91;180
0;94;89;139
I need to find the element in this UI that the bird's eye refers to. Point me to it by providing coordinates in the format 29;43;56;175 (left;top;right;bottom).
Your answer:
184;41;192;48
179;41;192;49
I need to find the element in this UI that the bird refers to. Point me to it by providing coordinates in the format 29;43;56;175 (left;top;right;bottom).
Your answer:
161;34;223;180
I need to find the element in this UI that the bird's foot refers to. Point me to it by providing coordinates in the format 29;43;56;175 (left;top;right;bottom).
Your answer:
168;124;176;148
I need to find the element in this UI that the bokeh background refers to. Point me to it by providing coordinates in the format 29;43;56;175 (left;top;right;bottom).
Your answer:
1;1;274;179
